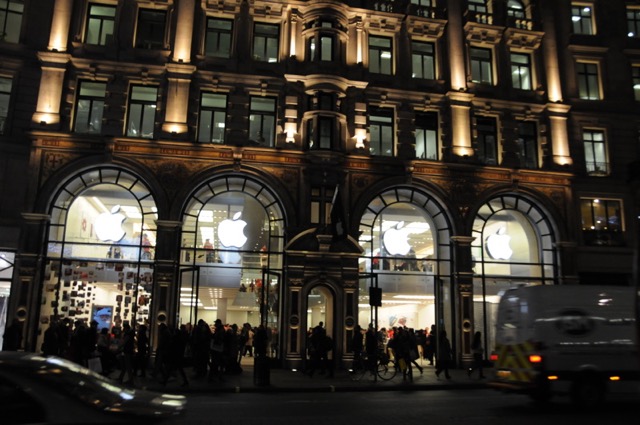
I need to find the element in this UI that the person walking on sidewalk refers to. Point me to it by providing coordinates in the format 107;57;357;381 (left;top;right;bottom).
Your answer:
468;331;485;379
435;330;452;380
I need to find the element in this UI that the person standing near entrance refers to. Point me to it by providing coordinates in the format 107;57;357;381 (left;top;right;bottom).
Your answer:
468;331;485;379
435;330;452;380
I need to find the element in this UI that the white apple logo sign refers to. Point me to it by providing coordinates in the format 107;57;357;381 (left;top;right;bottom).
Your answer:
382;221;411;256
95;205;126;242
485;227;513;260
217;211;248;248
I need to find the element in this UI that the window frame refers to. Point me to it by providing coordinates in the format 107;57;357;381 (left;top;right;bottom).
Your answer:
369;35;393;75
253;22;280;63
135;8;167;49
510;51;532;90
205;17;233;58
248;96;277;147
576;61;601;100
627;7;640;37
415;111;439;160
580;197;624;246
475;116;499;165
571;3;595;35
582;128;609;176
368;107;395;157
411;40;436;80
470;46;494;85
515;120;538;169
84;3;116;46
632;65;640;101
0;0;23;43
197;92;228;144
0;76;12;134
126;85;158;139
73;80;107;134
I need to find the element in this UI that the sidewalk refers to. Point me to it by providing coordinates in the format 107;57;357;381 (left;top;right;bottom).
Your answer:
123;360;491;394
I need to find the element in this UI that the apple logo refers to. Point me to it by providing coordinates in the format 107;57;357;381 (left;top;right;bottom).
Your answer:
217;211;248;248
382;221;411;256
95;205;126;242
485;227;513;260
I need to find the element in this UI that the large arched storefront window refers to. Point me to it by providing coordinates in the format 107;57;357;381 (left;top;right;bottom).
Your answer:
179;175;285;358
358;187;453;351
471;194;557;353
39;168;157;351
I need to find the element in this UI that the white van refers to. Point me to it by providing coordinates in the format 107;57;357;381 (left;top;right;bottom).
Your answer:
489;285;639;404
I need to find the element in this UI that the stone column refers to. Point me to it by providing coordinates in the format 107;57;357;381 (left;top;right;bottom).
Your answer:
47;0;73;52
446;0;467;91
161;64;196;136
545;103;573;167
451;235;475;368
32;52;70;128
446;92;475;158
173;0;195;63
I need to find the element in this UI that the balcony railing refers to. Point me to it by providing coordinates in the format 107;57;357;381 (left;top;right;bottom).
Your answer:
586;161;610;176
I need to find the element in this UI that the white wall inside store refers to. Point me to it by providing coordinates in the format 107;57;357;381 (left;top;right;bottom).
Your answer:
178;305;261;327
358;302;435;331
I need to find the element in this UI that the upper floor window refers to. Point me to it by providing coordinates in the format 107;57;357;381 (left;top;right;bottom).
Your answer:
415;112;438;160
510;52;532;90
468;0;490;24
135;9;166;49
249;96;276;146
583;129;608;175
205;18;233;58
470;47;493;85
412;41;435;79
0;76;11;134
85;3;116;46
627;7;640;37
580;198;624;246
476;116;498;165
411;0;433;6
309;34;333;61
576;62;600;100
74;81;106;134
507;0;525;18
571;3;594;35
632;66;640;101
253;23;279;63
198;93;227;143
515;121;537;169
126;85;157;139
0;0;23;43
307;116;335;150
369;107;394;156
369;36;393;75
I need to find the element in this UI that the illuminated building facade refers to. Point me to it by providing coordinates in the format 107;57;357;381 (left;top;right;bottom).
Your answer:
0;0;638;369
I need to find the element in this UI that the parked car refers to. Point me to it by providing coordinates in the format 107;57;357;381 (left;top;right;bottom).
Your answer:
0;352;186;424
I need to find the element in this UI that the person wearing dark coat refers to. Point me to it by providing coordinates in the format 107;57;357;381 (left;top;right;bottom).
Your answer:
42;321;60;356
162;325;189;387
435;330;452;380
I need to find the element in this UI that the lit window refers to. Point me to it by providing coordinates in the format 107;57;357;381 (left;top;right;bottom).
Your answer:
571;3;594;35
476;116;498;165
511;52;532;90
583;129;608;175
468;0;489;24
126;85;158;139
308;34;334;62
249;96;276;146
253;23;279;63
627;7;640;37
198;93;227;143
205;18;233;58
74;81;106;134
415;112;438;160
632;66;640;101
580;198;624;246
369;107;394;156
507;0;525;19
308;116;334;150
0;77;11;134
470;47;493;85
135;9;166;49
369;36;393;75
515;121;537;169
411;41;435;79
0;0;23;43
576;62;600;100
85;3;116;46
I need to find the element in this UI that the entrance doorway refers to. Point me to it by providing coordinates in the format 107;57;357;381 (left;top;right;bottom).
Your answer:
306;286;334;337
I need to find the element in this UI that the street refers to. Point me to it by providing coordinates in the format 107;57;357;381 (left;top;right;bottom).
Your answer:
162;389;639;425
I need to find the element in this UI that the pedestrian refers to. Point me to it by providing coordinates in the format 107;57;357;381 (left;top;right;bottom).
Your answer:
152;323;171;382
435;330;452;380
162;325;189;387
208;319;226;382
134;324;149;378
424;325;436;365
351;325;364;371
41;320;60;356
192;319;211;378
468;331;485;379
117;322;135;385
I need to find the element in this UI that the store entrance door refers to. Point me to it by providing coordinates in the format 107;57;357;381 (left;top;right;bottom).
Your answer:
178;266;200;327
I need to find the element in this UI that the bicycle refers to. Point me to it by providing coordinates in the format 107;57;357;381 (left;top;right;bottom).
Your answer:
349;350;398;381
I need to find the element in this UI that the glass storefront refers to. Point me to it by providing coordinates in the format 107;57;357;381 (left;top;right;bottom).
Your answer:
179;176;285;358
37;169;157;351
0;250;15;348
358;187;453;352
471;195;557;354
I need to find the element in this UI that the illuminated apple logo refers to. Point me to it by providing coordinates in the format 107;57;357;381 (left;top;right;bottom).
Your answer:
95;205;126;242
217;211;248;248
382;221;411;256
485;227;513;260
